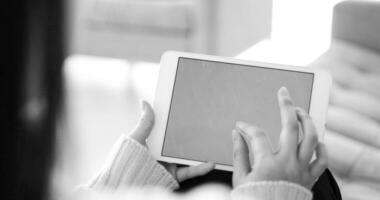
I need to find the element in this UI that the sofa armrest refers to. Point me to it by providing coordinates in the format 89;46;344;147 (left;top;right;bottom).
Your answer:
332;0;380;53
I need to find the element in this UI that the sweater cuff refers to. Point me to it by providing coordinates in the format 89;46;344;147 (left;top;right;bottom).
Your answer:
88;135;179;191
231;181;312;200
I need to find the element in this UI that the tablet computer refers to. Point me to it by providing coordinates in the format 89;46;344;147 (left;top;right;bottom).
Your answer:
147;51;331;171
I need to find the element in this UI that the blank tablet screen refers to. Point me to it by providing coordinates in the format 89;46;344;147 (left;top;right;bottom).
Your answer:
162;57;314;166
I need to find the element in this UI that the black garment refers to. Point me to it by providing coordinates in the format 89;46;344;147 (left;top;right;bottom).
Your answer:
312;170;342;200
177;169;341;200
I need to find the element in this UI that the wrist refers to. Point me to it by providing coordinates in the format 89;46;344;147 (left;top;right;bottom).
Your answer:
231;181;312;200
88;135;179;190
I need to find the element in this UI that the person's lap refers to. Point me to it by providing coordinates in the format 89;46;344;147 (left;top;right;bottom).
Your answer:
177;168;341;200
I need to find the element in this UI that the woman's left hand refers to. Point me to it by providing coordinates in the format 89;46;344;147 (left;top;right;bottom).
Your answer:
232;87;328;189
129;100;215;183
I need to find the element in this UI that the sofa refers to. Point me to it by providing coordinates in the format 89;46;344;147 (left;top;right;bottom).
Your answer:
310;1;380;199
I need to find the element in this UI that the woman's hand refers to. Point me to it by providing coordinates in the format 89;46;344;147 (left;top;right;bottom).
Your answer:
129;100;215;183
232;87;328;189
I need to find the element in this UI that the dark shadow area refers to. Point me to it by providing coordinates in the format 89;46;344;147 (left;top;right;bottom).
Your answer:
3;0;64;199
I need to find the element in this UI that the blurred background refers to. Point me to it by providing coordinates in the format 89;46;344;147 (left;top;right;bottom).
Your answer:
7;0;380;200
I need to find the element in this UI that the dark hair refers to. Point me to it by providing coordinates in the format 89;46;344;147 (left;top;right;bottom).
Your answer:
3;0;64;199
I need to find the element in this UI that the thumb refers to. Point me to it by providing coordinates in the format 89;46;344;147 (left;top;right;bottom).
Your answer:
176;162;215;182
232;129;250;187
129;100;155;145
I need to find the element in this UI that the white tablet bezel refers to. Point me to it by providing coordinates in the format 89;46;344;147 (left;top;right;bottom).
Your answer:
147;51;331;172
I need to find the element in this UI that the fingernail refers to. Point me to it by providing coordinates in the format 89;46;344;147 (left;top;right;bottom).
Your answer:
279;86;289;96
141;100;147;111
235;121;245;130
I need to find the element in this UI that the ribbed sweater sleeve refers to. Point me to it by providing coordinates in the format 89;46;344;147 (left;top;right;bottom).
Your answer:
87;135;179;191
231;181;312;200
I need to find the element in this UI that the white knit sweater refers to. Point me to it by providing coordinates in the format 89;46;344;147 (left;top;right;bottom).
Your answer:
84;135;312;200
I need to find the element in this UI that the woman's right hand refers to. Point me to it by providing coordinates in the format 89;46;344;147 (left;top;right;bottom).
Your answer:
130;101;214;183
232;87;328;189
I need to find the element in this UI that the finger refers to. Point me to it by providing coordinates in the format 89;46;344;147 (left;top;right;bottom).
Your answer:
278;87;299;155
176;162;215;182
296;108;318;163
236;121;272;157
309;143;328;180
232;129;250;183
129;100;155;145
159;162;177;176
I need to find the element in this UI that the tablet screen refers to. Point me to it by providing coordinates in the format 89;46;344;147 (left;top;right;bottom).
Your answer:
162;57;314;166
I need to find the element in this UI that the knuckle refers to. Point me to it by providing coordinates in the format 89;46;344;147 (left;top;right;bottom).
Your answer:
256;128;266;135
255;154;268;163
284;165;299;178
285;119;298;131
141;116;154;127
299;111;310;118
301;114;312;122
139;116;146;123
281;96;293;106
287;154;299;164
304;113;312;119
233;148;244;160
252;128;266;138
245;126;256;134
319;157;328;168
309;131;318;142
233;149;240;159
